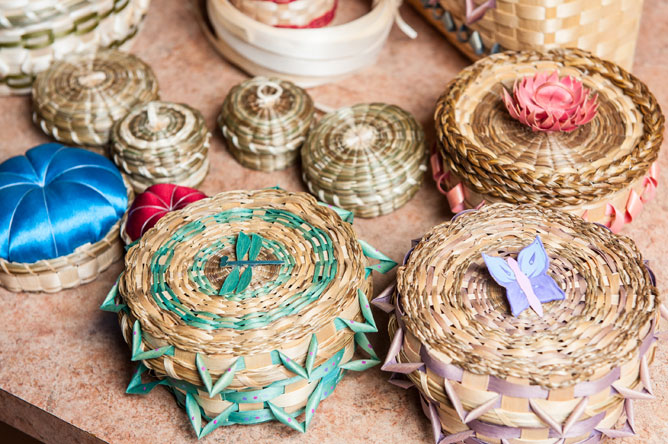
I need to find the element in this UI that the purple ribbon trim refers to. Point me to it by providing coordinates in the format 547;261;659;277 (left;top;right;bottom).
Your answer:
420;346;464;382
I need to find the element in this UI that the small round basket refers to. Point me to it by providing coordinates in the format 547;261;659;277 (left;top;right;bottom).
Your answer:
102;188;394;438
218;77;314;172
32;49;160;154
434;48;664;233
0;0;151;95
377;203;662;444
111;101;211;192
0;143;134;293
302;103;428;218
230;0;337;28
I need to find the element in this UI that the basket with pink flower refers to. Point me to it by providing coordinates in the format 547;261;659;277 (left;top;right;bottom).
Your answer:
433;48;664;232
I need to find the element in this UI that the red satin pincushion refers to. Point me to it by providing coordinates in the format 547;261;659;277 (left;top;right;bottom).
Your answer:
124;184;207;241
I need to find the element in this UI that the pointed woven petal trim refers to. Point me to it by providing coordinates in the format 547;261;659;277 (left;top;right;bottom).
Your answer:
529;399;563;434
463;394;501;423
381;327;423;373
640;355;654;395
660;303;668;321
267;402;305;433
562;397;588;435
500;439;510;444
438;431;476;444
208;358;240;397
100;277;125;312
185;393;202;437
278;351;308;379
612;383;655;399
336;317;377;333
596;418;636;438
355;332;379;360
626;398;636;433
443;378;466;422
126;362;166;394
304;378;325;429
358;289;377;330
305;334;318;377
130;320;175;361
198;403;238;439
371;283;396;313
388;373;415;389
420;395;443;444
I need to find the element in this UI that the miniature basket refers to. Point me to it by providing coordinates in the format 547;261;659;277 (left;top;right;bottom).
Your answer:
408;0;643;71
111;101;211;192
230;0;337;28
374;203;664;444
101;188;396;438
302;103;428;218
0;0;150;95
218;77;314;172
32;49;160;154
0;143;134;293
433;48;664;233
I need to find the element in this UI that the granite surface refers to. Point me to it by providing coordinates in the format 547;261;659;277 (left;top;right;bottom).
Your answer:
0;0;667;443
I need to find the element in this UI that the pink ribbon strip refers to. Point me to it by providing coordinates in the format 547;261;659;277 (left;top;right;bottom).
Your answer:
604;161;659;233
465;0;496;24
431;149;467;213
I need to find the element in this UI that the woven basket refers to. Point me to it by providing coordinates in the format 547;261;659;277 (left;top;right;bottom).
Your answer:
0;175;134;294
374;203;663;444
433;48;664;233
32;49;160;154
0;0;150;95
101;188;396;438
301;103;427;218
407;0;643;71
218;77;314;172
230;0;337;28
111;101;211;192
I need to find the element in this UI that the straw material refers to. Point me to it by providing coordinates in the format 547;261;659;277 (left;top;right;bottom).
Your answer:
32;49;160;154
407;0;643;71
434;48;664;232
230;0;337;28
302;103;427;218
218;77;314;172
0;0;150;95
379;203;661;444
0;177;134;293
103;189;392;437
111;101;211;192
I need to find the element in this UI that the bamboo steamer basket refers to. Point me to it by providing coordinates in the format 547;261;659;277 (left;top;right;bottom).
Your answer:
433;48;664;233
0;0;151;95
111;101;211;192
218;77;314;172
407;0;643;71
230;0;337;28
101;188;395;438
32;49;160;154
374;203;664;444
302;103;428;218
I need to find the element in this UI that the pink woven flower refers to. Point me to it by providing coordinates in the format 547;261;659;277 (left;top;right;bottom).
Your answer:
502;71;598;132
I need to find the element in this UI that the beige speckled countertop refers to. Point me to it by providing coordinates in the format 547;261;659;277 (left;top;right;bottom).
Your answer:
0;1;667;443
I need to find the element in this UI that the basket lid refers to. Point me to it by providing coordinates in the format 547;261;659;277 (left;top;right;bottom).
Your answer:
397;203;659;389
32;50;160;146
436;48;664;208
120;189;371;360
219;77;314;155
301;103;427;216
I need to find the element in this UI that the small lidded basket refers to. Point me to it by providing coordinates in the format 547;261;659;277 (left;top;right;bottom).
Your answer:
375;203;664;444
433;48;664;233
110;101;211;192
302;103;428;218
32;50;160;154
230;0;337;28
218;77;314;172
102;188;395;438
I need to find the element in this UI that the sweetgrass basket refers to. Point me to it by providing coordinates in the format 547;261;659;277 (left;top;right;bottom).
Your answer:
374;203;664;444
111;101;211;192
302;103;428;218
230;0;337;28
433;48;664;233
0;0;151;95
218;77;314;172
101;188;396;438
32;49;160;154
407;0;643;71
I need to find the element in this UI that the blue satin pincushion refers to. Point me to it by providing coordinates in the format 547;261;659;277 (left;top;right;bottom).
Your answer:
0;143;128;263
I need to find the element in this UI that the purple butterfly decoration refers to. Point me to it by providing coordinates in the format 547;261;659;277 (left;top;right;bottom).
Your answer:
482;236;565;317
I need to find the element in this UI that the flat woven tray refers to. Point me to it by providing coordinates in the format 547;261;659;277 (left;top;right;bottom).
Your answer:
230;0;337;28
407;0;643;71
0;0;150;95
302;103;428;218
32;49;160;152
434;48;664;232
102;188;395;438
111;101;211;192
218;77;314;172
374;203;664;444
